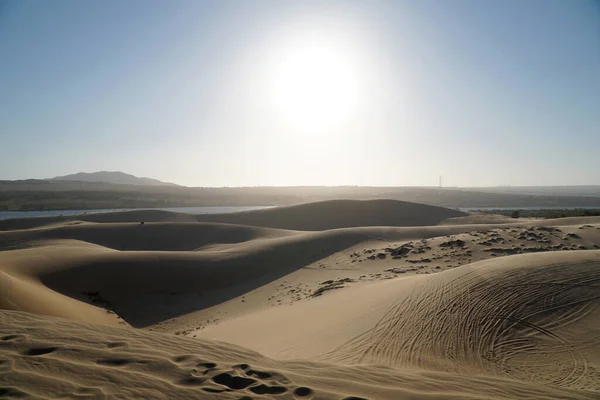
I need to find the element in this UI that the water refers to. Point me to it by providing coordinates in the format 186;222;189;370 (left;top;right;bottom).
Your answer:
0;206;273;221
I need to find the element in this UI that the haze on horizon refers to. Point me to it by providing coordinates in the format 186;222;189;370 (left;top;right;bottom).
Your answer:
1;0;599;187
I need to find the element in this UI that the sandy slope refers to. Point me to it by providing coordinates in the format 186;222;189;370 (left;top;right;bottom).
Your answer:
1;203;600;398
0;210;199;231
196;252;600;390
193;199;468;230
0;221;294;251
1;310;596;400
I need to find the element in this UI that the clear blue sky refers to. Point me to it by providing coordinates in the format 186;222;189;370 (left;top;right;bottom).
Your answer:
1;0;599;186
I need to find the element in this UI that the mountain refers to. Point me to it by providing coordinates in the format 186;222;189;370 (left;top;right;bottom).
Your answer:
49;171;179;187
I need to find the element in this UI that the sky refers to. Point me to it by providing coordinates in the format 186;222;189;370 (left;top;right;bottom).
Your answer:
1;0;599;187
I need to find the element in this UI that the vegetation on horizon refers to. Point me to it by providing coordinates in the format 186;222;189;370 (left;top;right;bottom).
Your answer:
482;209;600;219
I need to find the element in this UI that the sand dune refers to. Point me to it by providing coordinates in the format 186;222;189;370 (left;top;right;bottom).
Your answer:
2;217;600;328
0;209;203;231
1;309;596;399
0;221;294;251
194;199;468;230
1;202;600;398
1;225;403;327
0;269;123;327
0;199;466;232
196;251;600;391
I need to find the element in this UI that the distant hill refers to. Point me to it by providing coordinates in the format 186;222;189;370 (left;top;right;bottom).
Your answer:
50;171;178;187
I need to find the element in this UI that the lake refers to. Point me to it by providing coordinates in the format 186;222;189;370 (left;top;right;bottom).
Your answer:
0;206;273;221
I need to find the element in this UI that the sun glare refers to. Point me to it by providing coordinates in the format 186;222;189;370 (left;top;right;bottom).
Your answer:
267;36;362;134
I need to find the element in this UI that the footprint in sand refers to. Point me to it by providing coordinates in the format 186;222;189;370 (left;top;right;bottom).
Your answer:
23;347;58;356
1;334;25;342
212;372;257;389
177;376;206;386
172;354;196;363
197;361;217;369
96;358;132;367
0;359;12;372
249;384;287;394
294;386;314;397
0;387;29;397
105;341;127;349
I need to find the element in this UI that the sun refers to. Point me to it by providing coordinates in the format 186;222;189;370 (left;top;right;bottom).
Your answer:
267;36;362;134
